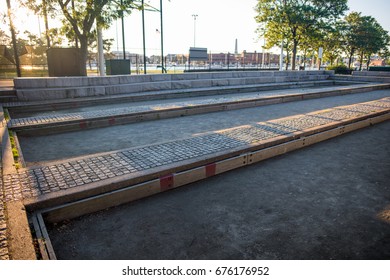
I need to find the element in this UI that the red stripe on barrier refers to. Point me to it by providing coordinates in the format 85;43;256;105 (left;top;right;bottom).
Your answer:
109;117;116;125
79;121;87;129
205;163;216;177
160;174;174;191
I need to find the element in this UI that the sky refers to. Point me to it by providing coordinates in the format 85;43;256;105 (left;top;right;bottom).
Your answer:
1;0;390;55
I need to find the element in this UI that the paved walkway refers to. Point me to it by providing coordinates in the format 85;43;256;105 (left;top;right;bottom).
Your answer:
3;97;390;206
7;83;386;129
0;171;9;260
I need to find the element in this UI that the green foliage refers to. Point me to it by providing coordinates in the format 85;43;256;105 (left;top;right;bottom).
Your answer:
20;0;145;75
8;130;20;167
12;148;19;160
326;64;352;74
343;12;390;69
255;0;348;70
3;109;10;121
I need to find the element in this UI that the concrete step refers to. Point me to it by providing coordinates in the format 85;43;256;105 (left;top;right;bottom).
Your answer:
332;75;390;83
9;83;390;135
5;97;387;220
0;95;18;102
14;70;335;89
13;71;334;101
6;80;336;111
352;71;390;77
0;88;17;103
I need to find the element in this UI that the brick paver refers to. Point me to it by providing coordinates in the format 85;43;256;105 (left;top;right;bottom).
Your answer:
8;83;376;129
3;97;390;204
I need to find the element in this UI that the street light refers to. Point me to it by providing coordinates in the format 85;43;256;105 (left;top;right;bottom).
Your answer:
160;0;166;73
142;1;165;74
192;14;198;47
142;0;146;74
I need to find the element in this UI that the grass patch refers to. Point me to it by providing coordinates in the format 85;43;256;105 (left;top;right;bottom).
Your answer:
0;68;49;78
3;109;10;121
8;130;21;169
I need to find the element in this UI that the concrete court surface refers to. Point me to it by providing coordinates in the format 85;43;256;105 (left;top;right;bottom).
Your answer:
47;120;390;260
19;89;390;163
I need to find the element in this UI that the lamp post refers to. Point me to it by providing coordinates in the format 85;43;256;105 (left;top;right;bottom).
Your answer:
279;41;284;71
142;0;146;74
120;0;126;60
192;14;198;47
160;0;165;73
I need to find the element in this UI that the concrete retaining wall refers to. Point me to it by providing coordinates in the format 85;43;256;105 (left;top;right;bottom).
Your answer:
352;71;390;77
333;74;390;83
14;70;334;101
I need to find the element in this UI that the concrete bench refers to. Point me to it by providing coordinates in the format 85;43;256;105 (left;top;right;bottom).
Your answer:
352;71;390;77
14;70;334;101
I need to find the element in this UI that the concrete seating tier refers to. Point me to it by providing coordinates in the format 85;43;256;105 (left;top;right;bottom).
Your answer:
353;71;390;77
13;70;333;101
333;70;390;83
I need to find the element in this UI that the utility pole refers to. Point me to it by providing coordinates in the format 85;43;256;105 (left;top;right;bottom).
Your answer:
6;0;21;77
279;41;284;71
262;37;266;68
160;0;165;73
120;0;126;60
192;14;198;47
97;26;105;76
142;0;146;74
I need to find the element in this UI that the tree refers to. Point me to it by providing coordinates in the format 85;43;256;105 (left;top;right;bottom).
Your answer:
21;0;143;76
343;12;362;68
255;0;348;70
86;30;114;70
320;23;344;66
358;17;389;70
23;31;50;66
343;12;390;70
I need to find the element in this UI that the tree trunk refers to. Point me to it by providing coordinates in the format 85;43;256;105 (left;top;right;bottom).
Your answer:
366;54;371;70
78;35;88;76
285;48;289;71
291;40;298;70
6;0;21;77
359;51;364;71
42;0;51;48
348;49;354;69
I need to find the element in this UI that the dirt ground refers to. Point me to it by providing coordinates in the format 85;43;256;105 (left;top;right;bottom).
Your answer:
46;120;390;260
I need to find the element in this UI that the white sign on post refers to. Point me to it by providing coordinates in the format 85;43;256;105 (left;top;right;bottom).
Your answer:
318;47;323;59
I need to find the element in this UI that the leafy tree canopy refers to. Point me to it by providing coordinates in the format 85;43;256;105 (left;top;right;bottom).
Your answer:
20;0;147;75
255;0;348;70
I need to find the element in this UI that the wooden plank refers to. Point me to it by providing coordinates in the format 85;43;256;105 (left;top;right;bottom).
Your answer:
36;212;57;260
31;214;49;260
342;119;371;134
173;166;206;188
249;139;304;164
215;155;248;174
303;127;341;146
43;180;161;223
370;112;390;125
